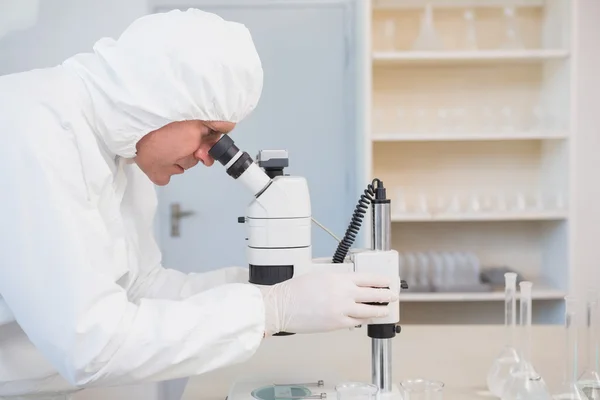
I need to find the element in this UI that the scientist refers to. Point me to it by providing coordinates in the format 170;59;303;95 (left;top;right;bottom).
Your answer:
0;8;397;398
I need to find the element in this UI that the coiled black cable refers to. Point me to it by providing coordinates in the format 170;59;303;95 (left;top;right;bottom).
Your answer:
332;178;382;263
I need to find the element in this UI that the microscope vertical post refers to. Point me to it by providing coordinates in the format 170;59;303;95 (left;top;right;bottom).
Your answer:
371;190;393;393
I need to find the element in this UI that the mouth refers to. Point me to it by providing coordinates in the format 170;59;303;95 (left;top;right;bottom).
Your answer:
175;164;185;173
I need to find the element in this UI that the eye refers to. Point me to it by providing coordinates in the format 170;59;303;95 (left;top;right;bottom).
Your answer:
206;130;221;140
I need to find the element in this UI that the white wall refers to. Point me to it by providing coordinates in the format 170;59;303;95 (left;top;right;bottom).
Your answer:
0;0;148;75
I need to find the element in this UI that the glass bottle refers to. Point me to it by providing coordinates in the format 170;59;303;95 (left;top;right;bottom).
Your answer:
487;272;520;397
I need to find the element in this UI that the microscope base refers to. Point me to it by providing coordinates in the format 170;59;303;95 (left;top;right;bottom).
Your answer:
227;376;402;400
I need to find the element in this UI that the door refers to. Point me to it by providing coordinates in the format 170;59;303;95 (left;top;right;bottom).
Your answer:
155;0;361;274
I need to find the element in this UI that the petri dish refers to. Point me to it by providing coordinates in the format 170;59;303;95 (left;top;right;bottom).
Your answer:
251;385;311;400
400;379;444;400
335;382;378;400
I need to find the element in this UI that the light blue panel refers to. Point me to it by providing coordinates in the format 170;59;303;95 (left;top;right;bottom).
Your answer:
155;1;363;272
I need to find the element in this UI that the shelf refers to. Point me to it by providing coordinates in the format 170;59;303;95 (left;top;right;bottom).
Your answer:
372;131;568;142
373;0;544;9
399;284;566;302
391;210;568;222
372;49;570;66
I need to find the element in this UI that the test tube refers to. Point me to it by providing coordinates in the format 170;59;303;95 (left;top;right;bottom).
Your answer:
400;379;444;400
506;273;517;349
503;281;551;399
520;281;532;365
576;290;600;397
553;296;587;398
335;382;378;400
486;273;520;397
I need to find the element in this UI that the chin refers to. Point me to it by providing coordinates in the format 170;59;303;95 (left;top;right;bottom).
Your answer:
151;175;171;186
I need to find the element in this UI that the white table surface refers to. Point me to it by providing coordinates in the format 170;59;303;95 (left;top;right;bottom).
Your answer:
181;325;568;400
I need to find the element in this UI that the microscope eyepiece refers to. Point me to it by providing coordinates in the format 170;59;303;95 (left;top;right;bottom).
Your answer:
208;134;250;179
208;135;271;196
208;134;239;167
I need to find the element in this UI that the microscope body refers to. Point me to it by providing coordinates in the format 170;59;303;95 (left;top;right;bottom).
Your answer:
244;174;401;328
208;136;402;396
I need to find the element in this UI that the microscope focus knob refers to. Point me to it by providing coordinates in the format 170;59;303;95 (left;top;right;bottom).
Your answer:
238;216;246;223
401;280;409;290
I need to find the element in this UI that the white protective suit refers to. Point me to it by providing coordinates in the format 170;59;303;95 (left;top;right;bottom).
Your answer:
0;8;265;397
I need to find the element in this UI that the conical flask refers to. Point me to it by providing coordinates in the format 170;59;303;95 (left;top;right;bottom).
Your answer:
487;272;520;397
576;289;600;399
411;3;443;51
502;281;552;400
552;296;586;399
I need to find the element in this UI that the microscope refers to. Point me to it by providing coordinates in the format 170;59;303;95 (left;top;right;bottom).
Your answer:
208;135;406;399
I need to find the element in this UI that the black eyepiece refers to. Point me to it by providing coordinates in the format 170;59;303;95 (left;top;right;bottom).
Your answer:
208;135;256;180
209;135;240;166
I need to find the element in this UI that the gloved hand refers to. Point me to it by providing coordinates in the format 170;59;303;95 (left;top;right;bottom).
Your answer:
258;272;399;336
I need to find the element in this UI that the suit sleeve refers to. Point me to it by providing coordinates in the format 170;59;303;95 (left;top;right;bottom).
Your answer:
0;118;265;388
118;162;252;302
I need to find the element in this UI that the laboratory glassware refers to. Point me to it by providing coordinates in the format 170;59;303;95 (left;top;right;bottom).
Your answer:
531;105;546;132
380;19;396;52
500;106;515;133
461;9;478;51
416;252;430;291
411;4;443;51
481;106;497;133
405;252;418;291
400;379;444;400
396;107;406;134
441;252;455;288
552;296;586;400
500;7;524;50
435;108;450;134
394;187;408;214
487;272;520;397
335;382;378;400
450;107;467;133
502;281;552;400
576;289;600;399
430;251;444;289
452;251;468;286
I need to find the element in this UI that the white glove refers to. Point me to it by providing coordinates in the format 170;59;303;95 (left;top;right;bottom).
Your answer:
258;272;398;336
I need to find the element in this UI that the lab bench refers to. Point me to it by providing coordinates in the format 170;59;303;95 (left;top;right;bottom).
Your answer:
181;325;566;400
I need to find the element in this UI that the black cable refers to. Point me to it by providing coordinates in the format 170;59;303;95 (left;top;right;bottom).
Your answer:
332;178;381;263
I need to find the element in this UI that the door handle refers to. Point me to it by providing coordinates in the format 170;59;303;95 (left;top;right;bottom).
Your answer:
170;203;195;237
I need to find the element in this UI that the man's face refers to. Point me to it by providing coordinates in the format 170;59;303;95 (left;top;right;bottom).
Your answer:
134;120;235;185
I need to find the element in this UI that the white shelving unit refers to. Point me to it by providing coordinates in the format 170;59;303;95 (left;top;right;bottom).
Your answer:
372;49;569;65
362;0;574;324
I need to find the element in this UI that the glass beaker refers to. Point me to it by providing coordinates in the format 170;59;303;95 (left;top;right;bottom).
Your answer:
502;281;552;400
487;272;520;397
335;382;378;400
400;379;444;400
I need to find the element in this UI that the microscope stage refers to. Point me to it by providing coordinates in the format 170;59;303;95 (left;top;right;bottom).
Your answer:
227;378;402;400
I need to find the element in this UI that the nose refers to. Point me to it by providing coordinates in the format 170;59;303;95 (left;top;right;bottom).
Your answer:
194;146;215;167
